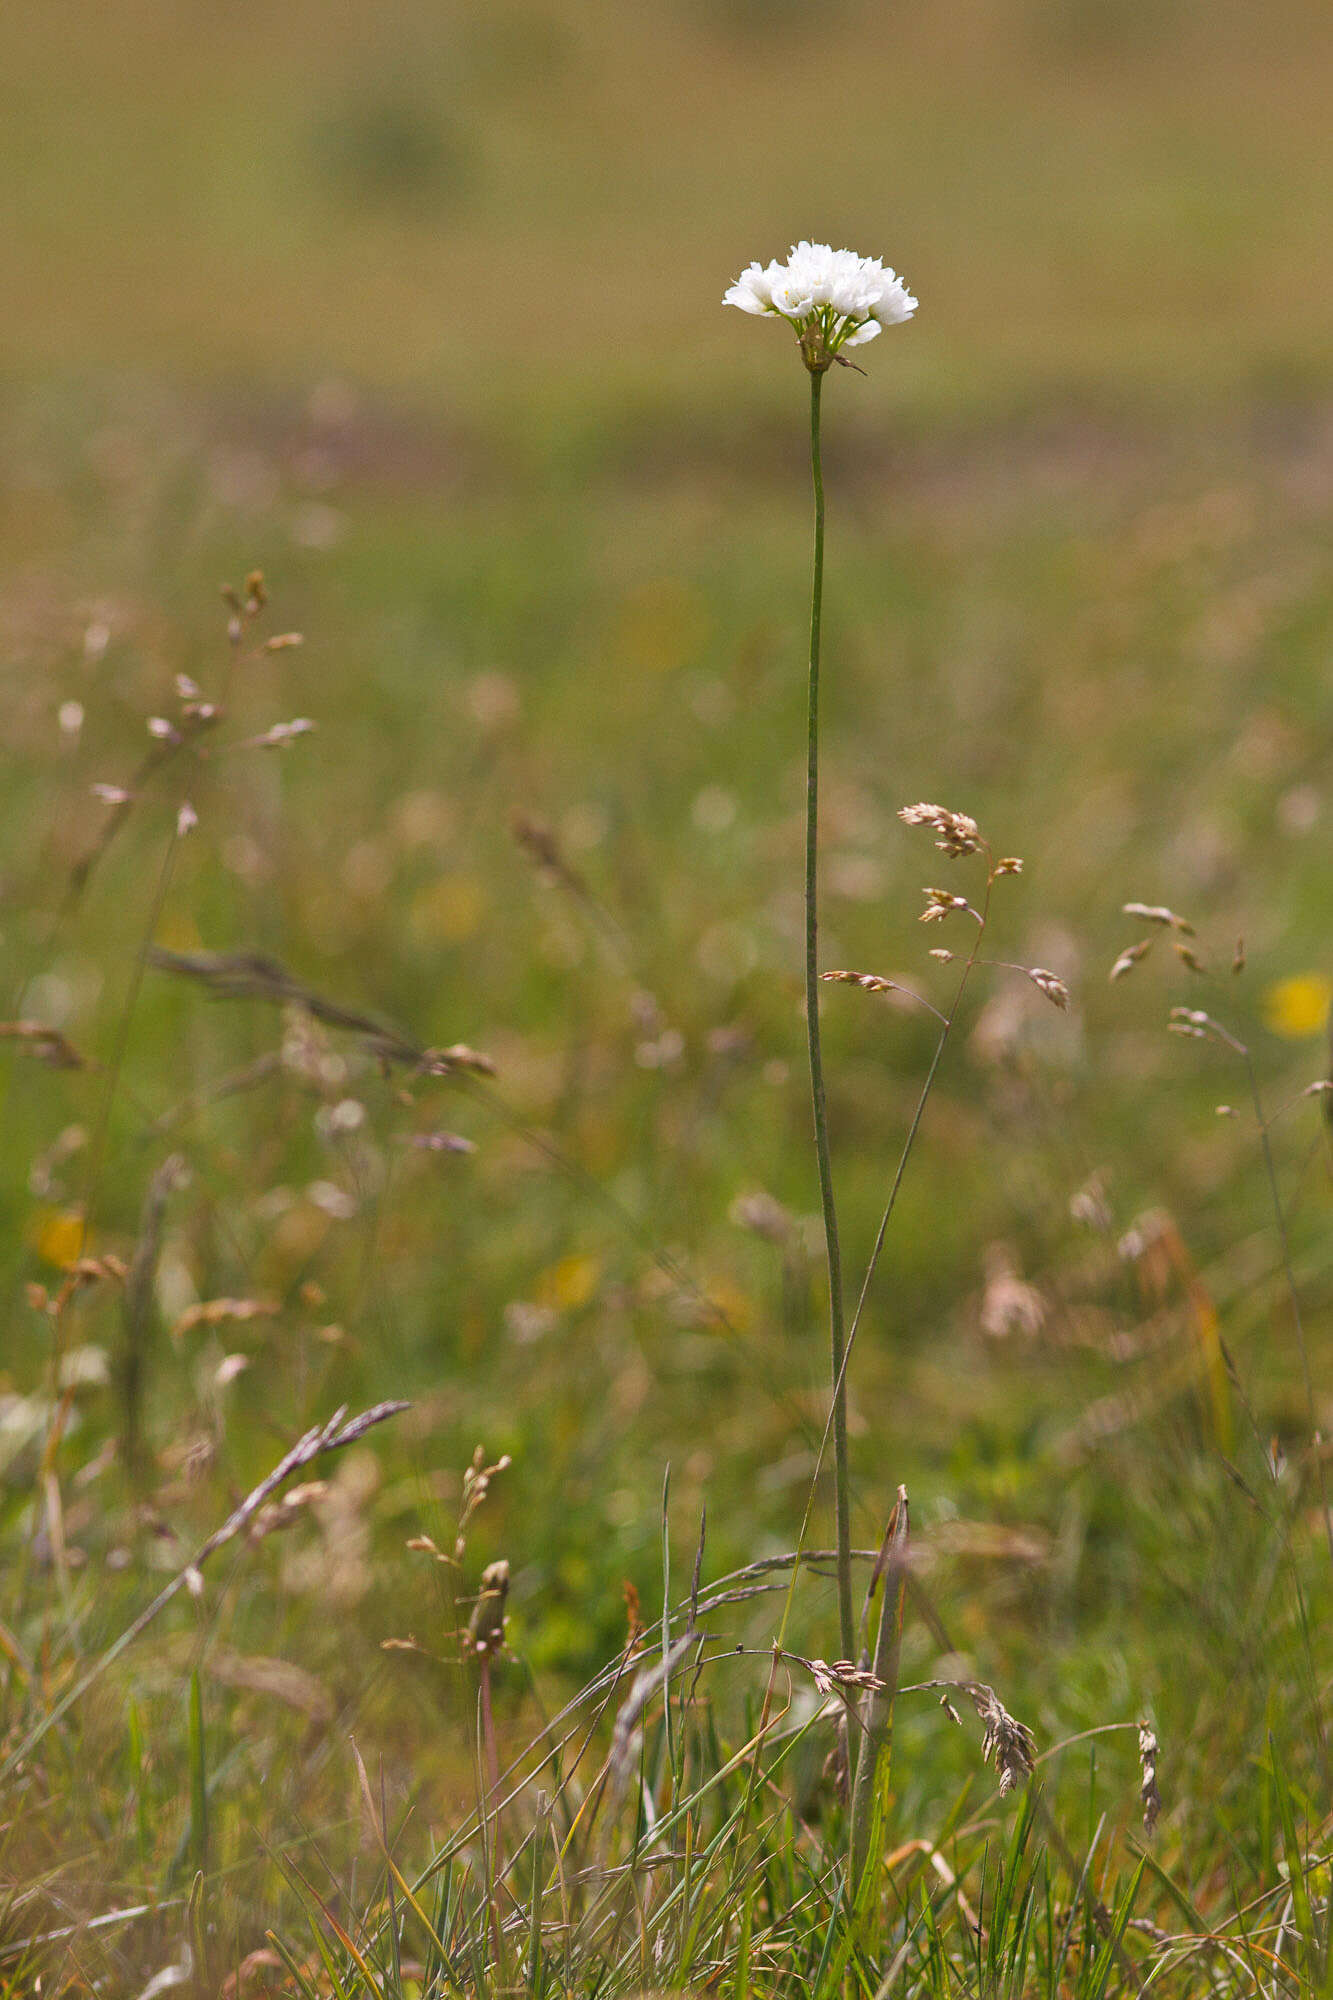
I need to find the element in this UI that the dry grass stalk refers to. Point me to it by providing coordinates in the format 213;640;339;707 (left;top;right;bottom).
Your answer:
0;1020;87;1069
120;1153;190;1490
148;946;496;1077
510;809;631;970
608;1633;698;1787
850;1487;910;1885
0;1399;408;1782
171;1296;280;1344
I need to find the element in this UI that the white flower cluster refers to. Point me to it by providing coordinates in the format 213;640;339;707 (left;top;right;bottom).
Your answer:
724;241;917;361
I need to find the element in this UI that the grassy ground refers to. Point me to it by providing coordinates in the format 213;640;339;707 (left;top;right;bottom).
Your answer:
3;1;1333;1992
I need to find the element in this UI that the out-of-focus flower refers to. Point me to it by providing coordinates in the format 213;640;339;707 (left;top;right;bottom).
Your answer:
1262;973;1332;1040
724;241;916;368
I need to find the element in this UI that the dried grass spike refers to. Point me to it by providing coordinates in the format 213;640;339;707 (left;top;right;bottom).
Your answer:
823;969;896;994
408;1130;477;1154
466;1559;511;1658
807;1658;889;1700
1110;939;1153;982
920;888;969;924
1025;967;1070;1011
729;1190;794;1244
1122;902;1195;935
1139;1722;1161;1834
899;803;982;857
969;1682;1037;1795
172;1297;280;1345
423;1043;499;1077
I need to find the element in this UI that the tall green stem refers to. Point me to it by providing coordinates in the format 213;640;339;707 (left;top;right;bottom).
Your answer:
804;367;854;1661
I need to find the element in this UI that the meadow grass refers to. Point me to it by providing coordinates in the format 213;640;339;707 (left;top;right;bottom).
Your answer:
4;0;1333;1991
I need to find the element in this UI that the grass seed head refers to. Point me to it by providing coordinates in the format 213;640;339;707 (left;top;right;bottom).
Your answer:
899;802;983;857
466;1558;511;1658
1139;1722;1162;1834
807;1657;889;1700
1025;966;1070;1010
1069;1172;1112;1231
1123;902;1195;935
1110;938;1154;981
968;1682;1037;1795
729;1190;795;1244
921;887;969;923
981;1242;1047;1338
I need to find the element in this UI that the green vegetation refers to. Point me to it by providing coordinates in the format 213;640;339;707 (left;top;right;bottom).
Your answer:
2;0;1333;1991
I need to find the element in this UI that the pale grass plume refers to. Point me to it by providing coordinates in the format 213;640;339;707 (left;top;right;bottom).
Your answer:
920;887;972;923
899;801;983;857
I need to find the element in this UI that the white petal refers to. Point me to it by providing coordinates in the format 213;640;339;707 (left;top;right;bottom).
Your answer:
869;272;918;325
723;260;775;314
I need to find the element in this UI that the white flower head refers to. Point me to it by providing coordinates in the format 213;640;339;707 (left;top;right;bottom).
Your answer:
724;241;917;370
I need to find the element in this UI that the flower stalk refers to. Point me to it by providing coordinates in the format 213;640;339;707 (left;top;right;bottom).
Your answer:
803;365;855;1662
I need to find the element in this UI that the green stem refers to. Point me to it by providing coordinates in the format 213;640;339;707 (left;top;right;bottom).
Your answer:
849;1488;909;1891
1243;1048;1333;1574
804;366;854;1662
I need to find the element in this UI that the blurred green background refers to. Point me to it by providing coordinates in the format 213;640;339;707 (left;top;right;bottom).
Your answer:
4;0;1333;1955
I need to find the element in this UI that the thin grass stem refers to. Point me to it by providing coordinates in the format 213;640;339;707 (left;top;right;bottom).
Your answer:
1242;1045;1333;1572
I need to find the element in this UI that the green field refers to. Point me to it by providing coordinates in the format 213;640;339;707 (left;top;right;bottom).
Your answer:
3;1;1333;1992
